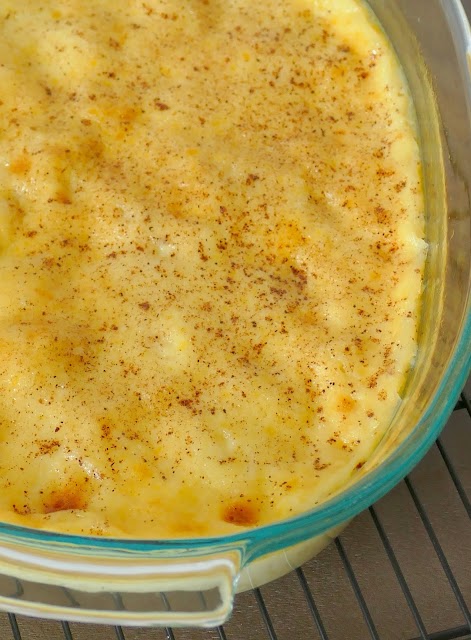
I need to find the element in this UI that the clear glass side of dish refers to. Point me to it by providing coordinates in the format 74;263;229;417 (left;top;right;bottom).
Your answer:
357;0;471;468
0;0;468;627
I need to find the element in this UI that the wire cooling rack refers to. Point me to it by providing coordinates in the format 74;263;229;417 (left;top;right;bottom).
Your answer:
0;387;469;640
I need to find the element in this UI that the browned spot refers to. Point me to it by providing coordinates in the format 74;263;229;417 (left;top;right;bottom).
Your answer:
253;342;266;354
375;205;390;224
36;439;60;455
367;378;378;390
285;301;299;314
290;265;307;286
109;37;121;49
246;173;260;186
222;500;259;526
338;395;356;412
12;504;31;515
42;476;90;514
125;429;141;441
376;167;395;178
101;423;111;438
120;107;139;123
55;191;72;205
154;100;169;110
139;301;150;310
9;154;31;175
270;287;286;297
42;257;56;269
198;241;209;261
355;461;365;470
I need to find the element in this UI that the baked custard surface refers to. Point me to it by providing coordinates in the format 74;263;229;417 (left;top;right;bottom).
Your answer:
0;0;425;536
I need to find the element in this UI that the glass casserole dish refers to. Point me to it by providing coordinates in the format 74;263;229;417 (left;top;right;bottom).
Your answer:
0;0;469;628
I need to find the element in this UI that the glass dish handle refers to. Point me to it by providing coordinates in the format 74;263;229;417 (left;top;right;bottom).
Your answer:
0;542;242;627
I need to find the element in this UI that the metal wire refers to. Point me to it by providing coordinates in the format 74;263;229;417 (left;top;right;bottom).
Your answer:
8;614;21;640
369;505;429;640
440;392;471;518
61;588;81;609
296;567;330;640
334;538;381;640
60;621;73;640
461;391;471;417
404;476;471;629
114;626;126;640
254;588;279;640
435;438;471;518
410;626;471;640
217;625;229;640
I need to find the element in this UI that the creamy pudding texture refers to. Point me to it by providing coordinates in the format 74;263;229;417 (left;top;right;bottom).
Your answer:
0;0;425;537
